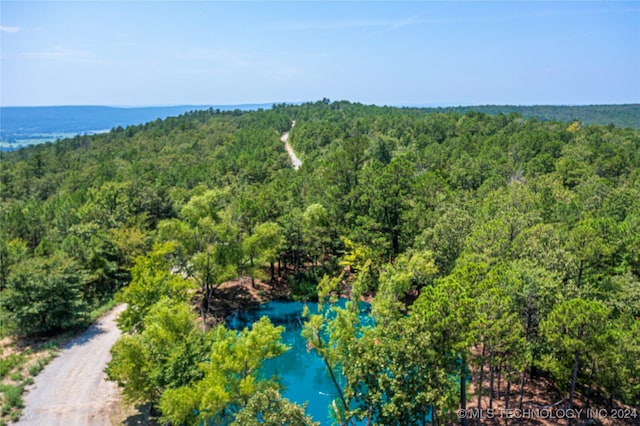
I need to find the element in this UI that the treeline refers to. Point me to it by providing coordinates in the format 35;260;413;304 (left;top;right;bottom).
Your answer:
419;104;640;129
0;104;274;147
1;100;639;424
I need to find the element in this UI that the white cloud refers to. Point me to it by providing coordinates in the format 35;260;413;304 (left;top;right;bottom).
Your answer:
0;26;20;33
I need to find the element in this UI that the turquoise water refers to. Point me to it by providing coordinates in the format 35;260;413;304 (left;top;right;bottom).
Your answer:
228;300;362;425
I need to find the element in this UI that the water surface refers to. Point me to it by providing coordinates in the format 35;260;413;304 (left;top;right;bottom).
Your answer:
229;300;365;425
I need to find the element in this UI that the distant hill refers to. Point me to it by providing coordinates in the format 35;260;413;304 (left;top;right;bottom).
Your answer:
416;104;640;129
1;103;638;151
0;104;273;150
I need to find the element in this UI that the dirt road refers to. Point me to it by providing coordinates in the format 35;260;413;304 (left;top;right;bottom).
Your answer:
18;304;126;426
281;120;302;170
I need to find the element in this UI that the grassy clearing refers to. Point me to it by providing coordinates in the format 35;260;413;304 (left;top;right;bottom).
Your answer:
0;341;58;424
0;355;25;380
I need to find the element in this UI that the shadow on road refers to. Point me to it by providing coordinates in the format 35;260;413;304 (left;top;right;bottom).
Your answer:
62;321;109;350
120;403;159;426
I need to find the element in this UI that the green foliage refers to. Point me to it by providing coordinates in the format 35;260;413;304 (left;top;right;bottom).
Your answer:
0;239;28;291
303;262;469;425
108;242;295;425
231;388;319;426
339;237;381;299
421;104;640;129
116;243;193;332
2;100;639;421
343;316;459;425
106;299;210;406
0;354;25;380
242;221;284;286
287;271;321;301
414;205;473;276
540;298;611;393
0;254;89;336
27;357;48;377
158;316;287;425
595;315;640;403
373;249;437;318
0;384;23;409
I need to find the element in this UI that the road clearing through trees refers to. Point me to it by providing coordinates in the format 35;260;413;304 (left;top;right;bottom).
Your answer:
18;304;126;426
281;120;302;170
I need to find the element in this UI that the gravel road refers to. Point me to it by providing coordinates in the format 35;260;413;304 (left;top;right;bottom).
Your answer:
281;121;302;170
18;304;126;426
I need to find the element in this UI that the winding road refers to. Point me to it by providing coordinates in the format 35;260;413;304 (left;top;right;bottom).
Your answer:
17;123;302;426
281;120;302;170
18;304;126;426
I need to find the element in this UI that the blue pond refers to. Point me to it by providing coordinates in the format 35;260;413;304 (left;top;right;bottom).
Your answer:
228;300;365;425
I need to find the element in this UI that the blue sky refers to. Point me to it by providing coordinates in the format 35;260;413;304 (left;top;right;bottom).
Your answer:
1;1;638;106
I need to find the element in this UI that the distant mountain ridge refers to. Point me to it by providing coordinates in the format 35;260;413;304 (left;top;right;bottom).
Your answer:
1;103;638;151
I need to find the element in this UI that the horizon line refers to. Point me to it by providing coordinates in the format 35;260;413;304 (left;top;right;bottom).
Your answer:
2;101;639;109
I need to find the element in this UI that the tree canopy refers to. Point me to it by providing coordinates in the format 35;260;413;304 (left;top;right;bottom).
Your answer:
1;101;638;423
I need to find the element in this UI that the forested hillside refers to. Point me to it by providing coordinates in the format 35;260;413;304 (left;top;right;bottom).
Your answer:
1;101;638;425
0;104;275;150
420;104;640;129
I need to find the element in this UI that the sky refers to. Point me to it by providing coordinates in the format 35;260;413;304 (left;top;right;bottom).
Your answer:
1;1;639;107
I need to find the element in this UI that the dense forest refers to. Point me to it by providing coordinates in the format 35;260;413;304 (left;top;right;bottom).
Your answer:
419;104;640;130
1;101;639;425
0;104;274;150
